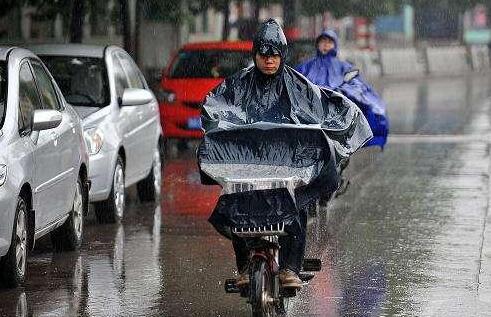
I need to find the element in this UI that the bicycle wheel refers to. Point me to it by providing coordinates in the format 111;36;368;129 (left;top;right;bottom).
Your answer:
250;258;276;317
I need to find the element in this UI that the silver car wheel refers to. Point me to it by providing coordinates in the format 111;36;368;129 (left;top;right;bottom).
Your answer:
152;149;162;198
113;163;125;218
15;207;27;278
72;181;83;240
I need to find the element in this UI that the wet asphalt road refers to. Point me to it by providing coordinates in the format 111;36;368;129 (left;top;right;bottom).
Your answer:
2;74;491;316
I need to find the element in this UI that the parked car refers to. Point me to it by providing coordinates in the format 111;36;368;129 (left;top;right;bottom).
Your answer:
31;45;163;223
0;47;90;288
160;41;252;140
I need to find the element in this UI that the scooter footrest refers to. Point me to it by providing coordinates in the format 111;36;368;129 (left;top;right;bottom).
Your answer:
299;272;315;282
302;258;322;271
280;288;297;298
224;279;241;293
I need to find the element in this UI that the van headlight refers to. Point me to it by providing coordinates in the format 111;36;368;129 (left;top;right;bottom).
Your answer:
84;128;104;155
0;164;7;186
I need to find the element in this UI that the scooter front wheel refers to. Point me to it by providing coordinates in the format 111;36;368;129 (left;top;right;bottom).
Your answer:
250;259;276;317
275;297;289;316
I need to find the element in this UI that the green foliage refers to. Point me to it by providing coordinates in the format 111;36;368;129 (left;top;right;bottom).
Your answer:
25;0;77;20
413;0;482;13
142;0;183;23
0;0;22;17
301;0;399;18
300;0;482;18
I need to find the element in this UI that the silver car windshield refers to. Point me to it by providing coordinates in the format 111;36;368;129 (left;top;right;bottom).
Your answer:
0;62;6;129
40;56;110;108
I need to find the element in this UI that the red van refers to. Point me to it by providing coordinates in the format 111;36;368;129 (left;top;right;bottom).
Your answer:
160;41;253;139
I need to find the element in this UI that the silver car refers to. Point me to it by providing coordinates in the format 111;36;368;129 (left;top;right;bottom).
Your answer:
0;47;90;287
31;45;163;223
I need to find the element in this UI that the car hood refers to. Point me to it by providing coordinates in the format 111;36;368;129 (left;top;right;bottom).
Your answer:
74;105;111;128
163;78;223;102
73;106;103;119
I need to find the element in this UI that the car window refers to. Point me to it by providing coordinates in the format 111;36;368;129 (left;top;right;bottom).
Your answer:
112;53;130;98
40;55;110;108
116;52;145;89
18;62;42;133
0;62;6;130
169;50;252;79
31;62;62;111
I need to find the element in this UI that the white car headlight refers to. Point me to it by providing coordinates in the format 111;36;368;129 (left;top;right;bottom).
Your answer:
0;164;7;186
84;128;104;155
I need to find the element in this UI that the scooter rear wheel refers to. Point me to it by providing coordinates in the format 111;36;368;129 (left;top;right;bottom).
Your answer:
250;259;276;317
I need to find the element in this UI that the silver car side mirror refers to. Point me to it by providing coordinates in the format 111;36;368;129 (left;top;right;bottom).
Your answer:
121;88;153;107
32;109;62;131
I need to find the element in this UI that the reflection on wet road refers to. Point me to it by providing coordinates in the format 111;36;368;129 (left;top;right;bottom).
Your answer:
2;75;491;316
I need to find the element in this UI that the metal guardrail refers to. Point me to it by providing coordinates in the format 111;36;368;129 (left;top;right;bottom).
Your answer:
341;45;490;79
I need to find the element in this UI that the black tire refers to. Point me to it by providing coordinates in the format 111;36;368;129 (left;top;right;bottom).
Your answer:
250;259;276;317
137;147;162;202
275;297;289;316
94;156;125;223
0;197;28;288
51;178;85;251
159;138;166;161
308;200;319;217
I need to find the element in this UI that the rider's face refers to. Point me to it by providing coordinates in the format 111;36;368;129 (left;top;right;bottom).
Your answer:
317;38;335;55
255;53;281;75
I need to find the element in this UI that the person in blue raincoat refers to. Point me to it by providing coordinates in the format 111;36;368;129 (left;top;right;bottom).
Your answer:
296;30;389;148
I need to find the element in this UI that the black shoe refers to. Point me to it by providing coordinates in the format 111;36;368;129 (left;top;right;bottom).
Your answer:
236;271;250;288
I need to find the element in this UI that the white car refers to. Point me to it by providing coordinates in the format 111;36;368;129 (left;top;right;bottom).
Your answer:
0;47;90;287
31;45;163;223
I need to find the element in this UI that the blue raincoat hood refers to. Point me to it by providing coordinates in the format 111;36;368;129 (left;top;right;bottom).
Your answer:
316;30;339;57
296;30;389;148
297;30;351;90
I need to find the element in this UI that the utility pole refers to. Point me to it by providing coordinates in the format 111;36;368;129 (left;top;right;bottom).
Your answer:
283;0;299;39
70;0;85;43
119;0;137;57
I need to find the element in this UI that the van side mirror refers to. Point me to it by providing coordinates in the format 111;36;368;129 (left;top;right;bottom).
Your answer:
32;109;62;131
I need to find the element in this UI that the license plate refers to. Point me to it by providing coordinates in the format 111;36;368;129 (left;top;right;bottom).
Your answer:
187;117;202;130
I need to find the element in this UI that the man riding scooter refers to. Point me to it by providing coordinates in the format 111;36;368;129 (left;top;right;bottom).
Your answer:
198;20;373;292
296;30;389;197
296;30;389;149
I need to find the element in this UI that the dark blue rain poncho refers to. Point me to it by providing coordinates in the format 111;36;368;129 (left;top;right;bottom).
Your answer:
296;30;389;148
198;20;373;237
